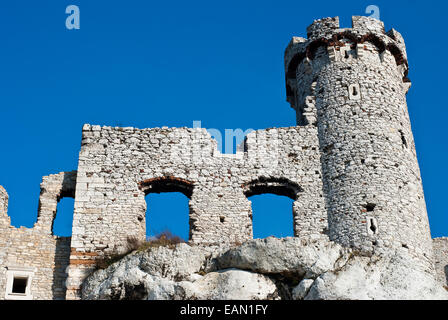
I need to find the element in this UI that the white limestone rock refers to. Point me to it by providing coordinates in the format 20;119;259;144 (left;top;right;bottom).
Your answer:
292;279;315;300
137;243;209;280
213;236;346;278
304;249;448;300
81;238;448;300
175;269;279;300
82;264;279;300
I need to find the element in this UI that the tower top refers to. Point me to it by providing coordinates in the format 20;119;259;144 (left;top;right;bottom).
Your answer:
284;16;409;104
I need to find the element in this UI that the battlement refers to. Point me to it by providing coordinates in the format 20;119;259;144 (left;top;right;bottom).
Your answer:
287;15;408;62
306;16;386;39
80;123;319;165
306;16;388;38
306;16;341;39
285;16;409;105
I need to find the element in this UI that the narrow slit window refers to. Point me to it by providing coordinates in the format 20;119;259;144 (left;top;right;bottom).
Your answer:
367;217;378;236
348;83;361;100
399;130;408;148
369;219;377;233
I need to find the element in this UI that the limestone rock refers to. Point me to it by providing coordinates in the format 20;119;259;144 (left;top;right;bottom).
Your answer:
81;238;448;300
213;236;346;279
176;269;279;300
292;279;314;300
82;262;279;300
137;243;209;280
304;249;448;300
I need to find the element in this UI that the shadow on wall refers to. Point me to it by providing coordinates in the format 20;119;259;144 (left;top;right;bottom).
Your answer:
51;237;71;300
445;265;448;286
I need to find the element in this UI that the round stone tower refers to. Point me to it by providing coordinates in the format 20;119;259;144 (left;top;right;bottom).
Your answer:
285;16;434;270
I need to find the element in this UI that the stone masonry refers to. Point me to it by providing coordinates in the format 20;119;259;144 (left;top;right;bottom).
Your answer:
64;124;327;299
0;16;446;300
0;172;75;299
433;238;448;287
284;16;433;271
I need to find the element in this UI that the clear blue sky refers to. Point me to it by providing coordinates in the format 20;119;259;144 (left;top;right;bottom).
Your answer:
0;0;446;240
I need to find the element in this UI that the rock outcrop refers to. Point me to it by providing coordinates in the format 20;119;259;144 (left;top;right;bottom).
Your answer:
81;237;448;300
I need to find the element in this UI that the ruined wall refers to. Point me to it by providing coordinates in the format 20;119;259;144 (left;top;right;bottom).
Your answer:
0;15;441;300
65;124;327;299
433;238;448;287
284;16;434;272
0;186;7;218
0;172;75;300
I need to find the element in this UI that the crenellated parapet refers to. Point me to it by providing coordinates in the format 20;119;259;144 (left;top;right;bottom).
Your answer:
285;16;410;110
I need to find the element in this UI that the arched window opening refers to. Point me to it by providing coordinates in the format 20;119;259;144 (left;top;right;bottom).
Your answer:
243;177;301;239
52;197;74;237
139;177;193;242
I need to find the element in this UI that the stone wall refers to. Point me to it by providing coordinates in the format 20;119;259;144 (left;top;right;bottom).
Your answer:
65;124;327;298
433;238;448;287
0;172;75;300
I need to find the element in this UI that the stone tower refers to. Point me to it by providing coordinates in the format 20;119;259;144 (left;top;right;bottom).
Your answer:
284;16;433;269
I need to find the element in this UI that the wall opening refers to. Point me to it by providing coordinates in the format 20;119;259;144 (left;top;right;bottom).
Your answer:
139;177;194;242
367;217;378;236
243;177;301;239
145;192;190;242
5;267;35;300
348;83;361;100
247;194;294;239
369;218;377;234
12;277;27;294
399;130;408;148
52;197;74;237
363;203;376;212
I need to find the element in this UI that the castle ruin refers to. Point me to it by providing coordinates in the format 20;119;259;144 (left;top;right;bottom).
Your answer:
0;16;447;300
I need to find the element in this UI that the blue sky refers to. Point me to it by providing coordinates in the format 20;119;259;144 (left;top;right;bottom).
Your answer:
0;0;446;239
